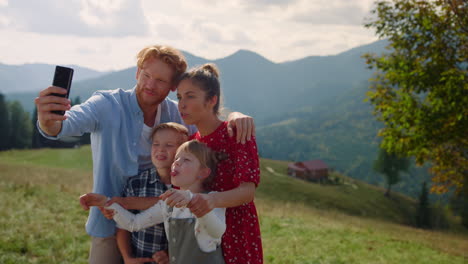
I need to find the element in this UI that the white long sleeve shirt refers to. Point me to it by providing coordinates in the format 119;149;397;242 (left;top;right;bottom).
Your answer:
108;199;226;253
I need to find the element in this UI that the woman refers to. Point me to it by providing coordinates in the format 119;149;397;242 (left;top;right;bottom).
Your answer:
173;63;263;264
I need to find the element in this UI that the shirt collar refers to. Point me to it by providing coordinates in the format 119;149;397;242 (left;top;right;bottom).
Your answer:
149;167;168;185
130;86;141;116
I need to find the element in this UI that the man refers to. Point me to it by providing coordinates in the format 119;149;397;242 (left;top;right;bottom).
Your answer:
34;45;255;264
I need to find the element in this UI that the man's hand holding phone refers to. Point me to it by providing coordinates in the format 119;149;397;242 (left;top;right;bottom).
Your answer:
34;66;73;136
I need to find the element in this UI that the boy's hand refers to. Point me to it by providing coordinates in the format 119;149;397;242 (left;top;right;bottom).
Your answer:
226;112;255;144
79;193;107;210
160;189;192;208
152;250;169;264
187;193;215;218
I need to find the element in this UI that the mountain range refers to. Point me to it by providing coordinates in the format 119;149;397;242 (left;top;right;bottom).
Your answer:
0;63;105;93
1;39;432;198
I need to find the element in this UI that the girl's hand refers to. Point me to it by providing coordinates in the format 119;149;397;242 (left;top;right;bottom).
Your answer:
187;193;215;218
160;189;192;208
98;207;115;219
123;256;154;264
79;193;107;210
152;250;169;264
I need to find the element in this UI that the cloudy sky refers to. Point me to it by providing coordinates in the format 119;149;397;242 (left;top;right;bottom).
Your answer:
0;0;379;71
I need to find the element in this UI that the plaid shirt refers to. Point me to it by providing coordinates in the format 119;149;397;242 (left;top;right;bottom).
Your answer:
122;167;169;259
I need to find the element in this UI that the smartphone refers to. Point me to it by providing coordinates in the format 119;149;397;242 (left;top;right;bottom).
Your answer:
51;65;74;115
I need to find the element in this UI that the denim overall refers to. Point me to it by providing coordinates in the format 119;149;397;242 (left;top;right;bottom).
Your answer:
167;207;225;264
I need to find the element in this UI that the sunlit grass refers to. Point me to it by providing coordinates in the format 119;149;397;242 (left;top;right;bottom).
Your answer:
258;199;468;263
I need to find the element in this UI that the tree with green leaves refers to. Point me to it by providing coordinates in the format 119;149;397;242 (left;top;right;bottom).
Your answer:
374;147;410;197
0;93;10;150
364;0;468;194
9;101;32;149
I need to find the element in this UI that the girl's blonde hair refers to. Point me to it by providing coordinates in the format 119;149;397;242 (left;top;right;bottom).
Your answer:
178;63;223;115
137;45;187;82
176;140;227;191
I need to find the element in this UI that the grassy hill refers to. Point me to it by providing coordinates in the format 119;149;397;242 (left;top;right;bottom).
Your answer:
0;147;467;263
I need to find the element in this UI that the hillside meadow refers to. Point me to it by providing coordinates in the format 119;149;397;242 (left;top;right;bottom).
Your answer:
0;147;467;263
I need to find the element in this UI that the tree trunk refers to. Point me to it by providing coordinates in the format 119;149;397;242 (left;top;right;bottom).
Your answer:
462;175;468;228
385;184;391;197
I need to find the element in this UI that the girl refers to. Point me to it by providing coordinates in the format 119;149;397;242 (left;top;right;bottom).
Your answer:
83;140;227;264
174;63;263;263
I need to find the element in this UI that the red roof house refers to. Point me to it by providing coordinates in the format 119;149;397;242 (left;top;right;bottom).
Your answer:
287;160;329;182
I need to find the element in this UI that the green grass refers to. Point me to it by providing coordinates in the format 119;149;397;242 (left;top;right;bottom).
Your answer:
0;181;89;264
0;147;93;171
1;147;467;263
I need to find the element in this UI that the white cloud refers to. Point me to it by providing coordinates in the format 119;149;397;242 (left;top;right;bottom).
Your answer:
0;0;148;36
0;14;9;27
238;0;299;10
78;0;148;36
154;23;184;41
0;0;379;71
141;0;378;63
190;22;254;45
290;4;367;25
79;0;127;26
0;29;147;71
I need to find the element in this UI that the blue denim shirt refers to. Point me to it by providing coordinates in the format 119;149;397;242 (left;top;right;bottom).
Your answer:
38;87;195;237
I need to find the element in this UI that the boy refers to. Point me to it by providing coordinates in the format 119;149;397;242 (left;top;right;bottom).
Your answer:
81;122;189;263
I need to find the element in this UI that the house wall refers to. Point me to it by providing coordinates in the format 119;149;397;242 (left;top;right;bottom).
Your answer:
306;169;328;181
289;168;329;182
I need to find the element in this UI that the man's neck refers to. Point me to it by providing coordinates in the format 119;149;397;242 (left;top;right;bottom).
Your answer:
157;168;171;185
139;103;159;127
136;93;164;127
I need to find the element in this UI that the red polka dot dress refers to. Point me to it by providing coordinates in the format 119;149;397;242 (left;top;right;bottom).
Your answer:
192;121;263;264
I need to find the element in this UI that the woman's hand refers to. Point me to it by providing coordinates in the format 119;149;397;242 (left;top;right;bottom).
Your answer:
187;193;215;218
